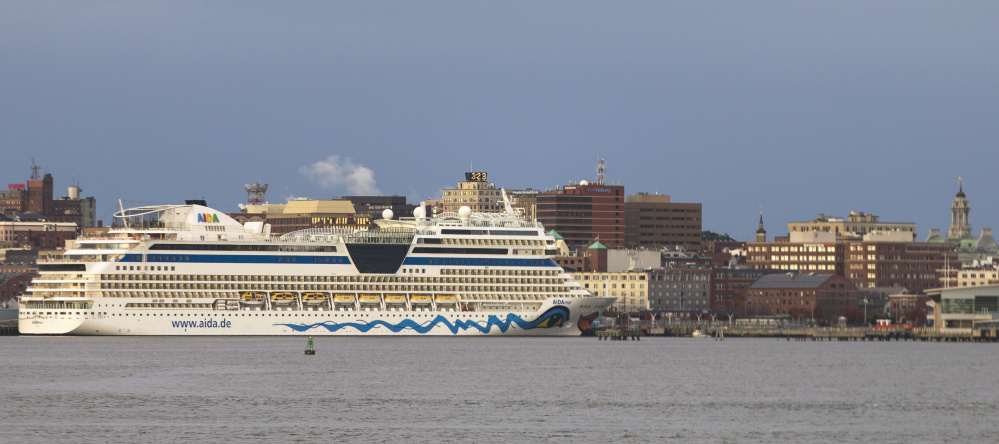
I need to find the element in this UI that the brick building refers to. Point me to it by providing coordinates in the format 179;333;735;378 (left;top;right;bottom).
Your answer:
624;193;702;251
844;241;958;292
745;273;860;324
0;216;78;249
746;228;956;293
536;183;625;250
0;272;33;305
2;171;96;229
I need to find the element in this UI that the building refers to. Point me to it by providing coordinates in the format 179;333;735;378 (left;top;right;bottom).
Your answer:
571;270;648;313
887;293;931;325
926;183;997;253
230;200;370;235
441;171;503;214
0;272;33;305
606;248;661;273
756;211;767;242
711;268;773;312
745;273;859;324
948;183;972;240
623;193;702;251
343;195;416;220
953;268;999;287
536;182;625;249
0;214;78;249
648;267;711;313
926;284;999;333
661;248;718;268
844;240;958;291
1;167;97;229
508;189;538;222
648;266;771;314
788;211;916;241
746;233;844;275
747;227;957;293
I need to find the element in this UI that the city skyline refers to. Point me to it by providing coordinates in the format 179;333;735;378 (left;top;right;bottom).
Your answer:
3;2;997;240
1;160;988;244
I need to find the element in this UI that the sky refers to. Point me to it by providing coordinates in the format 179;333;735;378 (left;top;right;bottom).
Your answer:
2;1;997;241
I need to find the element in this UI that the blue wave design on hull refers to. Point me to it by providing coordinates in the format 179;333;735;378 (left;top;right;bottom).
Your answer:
274;307;570;334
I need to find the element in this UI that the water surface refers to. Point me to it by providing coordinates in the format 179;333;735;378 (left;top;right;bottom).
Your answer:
3;336;996;443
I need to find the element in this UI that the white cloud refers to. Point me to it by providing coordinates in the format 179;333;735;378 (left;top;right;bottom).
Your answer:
299;156;381;196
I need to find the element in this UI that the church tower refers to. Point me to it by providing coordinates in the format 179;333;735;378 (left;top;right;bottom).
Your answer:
755;209;767;242
948;178;972;239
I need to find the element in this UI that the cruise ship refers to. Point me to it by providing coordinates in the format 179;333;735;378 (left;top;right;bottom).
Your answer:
19;196;613;336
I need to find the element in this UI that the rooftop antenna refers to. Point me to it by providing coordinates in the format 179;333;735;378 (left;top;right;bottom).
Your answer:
596;158;606;186
244;183;268;205
30;157;41;180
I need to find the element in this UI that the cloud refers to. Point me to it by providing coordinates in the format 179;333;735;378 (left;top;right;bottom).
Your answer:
299;156;381;196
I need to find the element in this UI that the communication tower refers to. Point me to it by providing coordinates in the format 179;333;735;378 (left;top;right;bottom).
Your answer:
596;158;606;186
30;157;41;180
244;183;268;205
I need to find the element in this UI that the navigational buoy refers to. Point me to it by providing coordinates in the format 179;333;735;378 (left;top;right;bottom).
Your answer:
305;336;315;355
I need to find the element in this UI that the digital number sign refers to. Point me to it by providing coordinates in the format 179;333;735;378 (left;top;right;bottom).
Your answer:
465;172;487;182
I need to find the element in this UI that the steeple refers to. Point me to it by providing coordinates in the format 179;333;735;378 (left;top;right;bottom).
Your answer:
948;177;971;239
755;207;767;242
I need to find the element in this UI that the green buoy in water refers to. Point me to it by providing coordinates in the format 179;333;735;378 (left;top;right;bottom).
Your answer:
305;336;315;355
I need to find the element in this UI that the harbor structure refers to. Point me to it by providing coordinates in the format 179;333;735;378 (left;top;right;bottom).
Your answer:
926;284;999;333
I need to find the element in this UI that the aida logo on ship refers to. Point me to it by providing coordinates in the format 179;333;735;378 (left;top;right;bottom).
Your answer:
197;213;220;223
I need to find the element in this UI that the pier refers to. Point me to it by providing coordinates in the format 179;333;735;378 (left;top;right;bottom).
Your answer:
0;321;18;336
629;324;999;342
596;328;643;340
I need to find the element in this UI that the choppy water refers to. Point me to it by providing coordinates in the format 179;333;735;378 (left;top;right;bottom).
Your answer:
3;336;998;443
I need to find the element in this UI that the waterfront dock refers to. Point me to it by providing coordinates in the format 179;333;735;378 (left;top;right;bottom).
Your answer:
596;328;643;340
0;320;18;336
634;325;999;342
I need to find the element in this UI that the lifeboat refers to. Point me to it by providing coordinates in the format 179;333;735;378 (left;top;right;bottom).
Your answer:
333;294;356;304
302;293;329;305
409;295;432;305
358;294;381;304
240;292;266;306
435;295;457;304
384;294;407;305
271;292;297;305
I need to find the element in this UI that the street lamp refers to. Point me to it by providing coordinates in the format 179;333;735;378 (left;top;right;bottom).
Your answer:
863;298;868;328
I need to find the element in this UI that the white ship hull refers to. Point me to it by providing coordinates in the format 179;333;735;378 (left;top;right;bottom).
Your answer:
21;296;612;336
